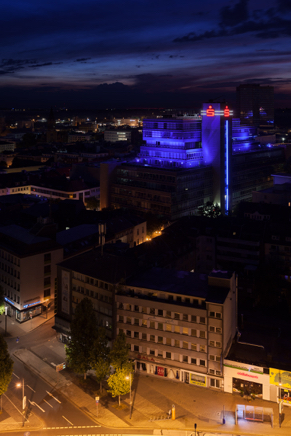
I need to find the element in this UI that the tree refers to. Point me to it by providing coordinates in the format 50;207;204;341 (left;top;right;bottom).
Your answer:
109;331;129;369
198;201;221;218
0;334;13;397
0;286;4;315
90;327;110;392
65;298;98;379
107;366;132;406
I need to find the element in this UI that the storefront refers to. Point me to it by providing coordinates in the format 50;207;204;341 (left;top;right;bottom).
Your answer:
224;360;270;401
270;368;291;406
5;296;42;323
135;355;219;388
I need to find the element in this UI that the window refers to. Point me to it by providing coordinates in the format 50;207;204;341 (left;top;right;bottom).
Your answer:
183;341;188;349
174;340;180;347
216;342;221;348
191;343;197;351
191;358;197;365
150;322;155;329
174;312;180;320
216;327;222;334
142;333;147;340
126;330;131;337
191;329;197;337
150;308;155;315
200;331;206;339
134;345;139;352
191;315;197;322
209;340;215;347
176;296;182;302
134;305;139;312
166;323;172;332
210;378;220;388
134;318;139;325
185;298;190;304
200;317;206;324
142;319;147;326
158;336;163;344
150;335;155;342
166;352;171;359
134;332;139;338
200;345;206;353
182;327;189;335
149;349;155;355
174;326;180;333
183;355;188;363
44;253;51;262
216;313;222;319
216;356;221;362
142;307;147;313
200;359;206;367
166;337;171;345
166;311;171;318
44;277;51;287
158;323;163;330
168;295;173;301
126;317;131;324
119;315;124;323
210;355;215;361
44;288;50;298
158;309;163;316
44;265;51;275
183;314;188;321
209;326;215;332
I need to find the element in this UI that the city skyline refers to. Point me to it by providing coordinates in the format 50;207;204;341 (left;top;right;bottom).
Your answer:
1;0;291;109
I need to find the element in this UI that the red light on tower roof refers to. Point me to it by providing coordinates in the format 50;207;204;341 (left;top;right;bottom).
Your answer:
206;105;215;117
224;106;230;117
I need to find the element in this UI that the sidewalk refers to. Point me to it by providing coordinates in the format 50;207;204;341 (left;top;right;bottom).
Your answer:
1;313;291;435
12;348;291;436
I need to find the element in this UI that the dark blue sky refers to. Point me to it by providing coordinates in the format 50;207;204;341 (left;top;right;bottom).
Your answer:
1;0;291;109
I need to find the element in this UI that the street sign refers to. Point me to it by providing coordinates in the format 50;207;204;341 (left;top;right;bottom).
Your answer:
95;396;99;403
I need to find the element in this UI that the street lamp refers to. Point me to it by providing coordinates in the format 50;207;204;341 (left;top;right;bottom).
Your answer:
16;379;26;426
126;372;132;419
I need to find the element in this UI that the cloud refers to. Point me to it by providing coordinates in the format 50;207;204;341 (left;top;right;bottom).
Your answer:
75;58;91;62
219;0;249;27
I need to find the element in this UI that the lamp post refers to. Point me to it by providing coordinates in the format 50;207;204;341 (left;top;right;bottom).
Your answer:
16;379;26;426
126;372;132;419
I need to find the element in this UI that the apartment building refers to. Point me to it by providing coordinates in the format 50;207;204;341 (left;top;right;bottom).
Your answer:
116;268;237;390
0;225;63;322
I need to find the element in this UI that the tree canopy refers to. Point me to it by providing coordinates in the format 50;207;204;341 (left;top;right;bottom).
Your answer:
65;298;98;379
90;327;110;392
107;366;131;406
109;331;129;370
0;334;13;396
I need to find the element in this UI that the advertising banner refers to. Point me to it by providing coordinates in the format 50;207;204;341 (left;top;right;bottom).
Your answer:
189;373;206;387
270;368;291;388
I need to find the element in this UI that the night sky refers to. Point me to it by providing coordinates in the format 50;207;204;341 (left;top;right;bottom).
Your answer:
1;0;291;109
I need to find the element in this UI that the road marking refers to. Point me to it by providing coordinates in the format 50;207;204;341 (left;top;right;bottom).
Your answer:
27;385;36;392
43;398;53;408
12;372;20;379
46;390;61;403
29;399;45;412
43;425;101;429
62;415;73;425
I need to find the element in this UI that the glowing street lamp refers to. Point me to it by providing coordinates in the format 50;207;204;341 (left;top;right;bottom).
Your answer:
126;373;132;419
16;379;26;425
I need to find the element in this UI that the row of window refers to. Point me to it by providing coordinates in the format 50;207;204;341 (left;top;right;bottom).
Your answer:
72;274;109;289
0;251;20;266
72;295;113;316
119;317;209;336
2;275;20;291
73;286;112;303
118;304;211;322
122;329;222;350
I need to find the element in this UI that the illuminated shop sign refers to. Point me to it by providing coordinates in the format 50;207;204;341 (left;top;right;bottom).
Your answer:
237;371;259;380
270;368;291;389
201;106;233;117
5;297;15;306
23;300;41;309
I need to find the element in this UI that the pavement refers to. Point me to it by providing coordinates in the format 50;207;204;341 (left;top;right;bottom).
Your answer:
1;312;291;435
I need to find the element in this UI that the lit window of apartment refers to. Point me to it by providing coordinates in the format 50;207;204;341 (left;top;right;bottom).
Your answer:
166;323;172;332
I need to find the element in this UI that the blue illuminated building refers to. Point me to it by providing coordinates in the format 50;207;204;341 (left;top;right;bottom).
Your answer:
110;102;285;219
